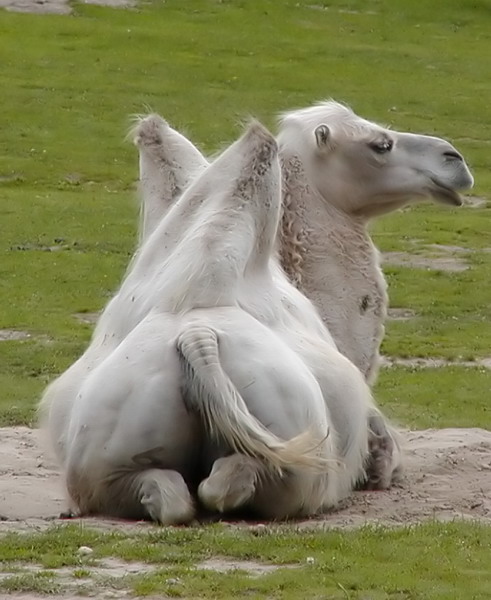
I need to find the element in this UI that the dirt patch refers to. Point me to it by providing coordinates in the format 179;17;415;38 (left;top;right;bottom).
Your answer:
0;329;32;341
381;356;491;369
73;312;100;325
301;427;491;528
1;597;100;600
0;557;155;581
0;558;282;600
0;0;71;14
386;308;417;321
382;251;468;272
305;4;377;14
197;558;283;576
0;427;65;523
464;196;488;208
1;427;490;532
82;0;134;5
0;0;135;14
383;243;491;272
426;243;472;254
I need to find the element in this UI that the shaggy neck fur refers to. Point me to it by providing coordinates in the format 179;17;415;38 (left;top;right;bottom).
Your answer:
278;152;388;383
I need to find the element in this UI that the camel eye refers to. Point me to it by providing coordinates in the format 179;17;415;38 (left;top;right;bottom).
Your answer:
369;139;393;154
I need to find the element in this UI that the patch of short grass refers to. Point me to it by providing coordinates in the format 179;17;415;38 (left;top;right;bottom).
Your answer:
72;568;91;578
0;571;60;595
0;522;490;599
375;366;491;429
1;0;490;427
372;203;491;361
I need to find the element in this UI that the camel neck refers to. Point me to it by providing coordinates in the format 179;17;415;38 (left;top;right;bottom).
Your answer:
278;152;386;380
279;153;372;285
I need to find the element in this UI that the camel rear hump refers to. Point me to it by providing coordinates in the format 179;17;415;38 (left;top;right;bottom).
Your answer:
162;121;282;312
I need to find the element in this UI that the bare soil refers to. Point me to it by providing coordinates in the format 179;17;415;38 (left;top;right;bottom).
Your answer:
381;356;491;369
382;242;491;273
386;308;417;321
382;251;468;272
0;0;134;14
1;427;490;532
464;195;488;208
0;330;32;341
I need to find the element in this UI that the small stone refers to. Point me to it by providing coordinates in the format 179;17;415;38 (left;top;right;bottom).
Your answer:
251;523;268;536
77;545;93;556
166;577;181;585
306;556;315;564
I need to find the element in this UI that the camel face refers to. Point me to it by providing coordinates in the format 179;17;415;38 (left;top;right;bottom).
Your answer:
386;132;474;207
277;101;474;219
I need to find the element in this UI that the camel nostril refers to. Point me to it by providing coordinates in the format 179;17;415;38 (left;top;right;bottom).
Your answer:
443;150;462;161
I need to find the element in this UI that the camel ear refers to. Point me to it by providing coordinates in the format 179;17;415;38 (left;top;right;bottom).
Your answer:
315;124;331;150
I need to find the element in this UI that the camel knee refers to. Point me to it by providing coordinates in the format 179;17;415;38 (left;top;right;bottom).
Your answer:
198;454;264;513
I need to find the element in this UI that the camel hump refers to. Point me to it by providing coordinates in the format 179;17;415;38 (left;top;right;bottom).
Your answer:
176;324;328;473
160;121;282;313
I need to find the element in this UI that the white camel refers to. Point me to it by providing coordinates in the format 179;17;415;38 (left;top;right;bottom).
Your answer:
58;122;372;523
135;101;474;382
40;115;335;470
41;100;473;505
132;101;473;488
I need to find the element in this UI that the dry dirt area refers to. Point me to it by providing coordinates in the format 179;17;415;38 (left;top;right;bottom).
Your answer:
0;0;134;14
380;356;491;369
1;426;490;532
382;241;491;273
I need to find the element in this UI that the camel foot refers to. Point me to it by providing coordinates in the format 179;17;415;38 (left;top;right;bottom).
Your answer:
360;413;403;490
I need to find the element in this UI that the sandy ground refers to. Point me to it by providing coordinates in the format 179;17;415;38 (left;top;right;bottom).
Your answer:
0;0;134;14
1;426;490;532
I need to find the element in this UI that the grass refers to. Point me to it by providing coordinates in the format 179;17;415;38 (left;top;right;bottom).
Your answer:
375;366;491;429
0;522;490;598
0;1;490;598
0;0;490;426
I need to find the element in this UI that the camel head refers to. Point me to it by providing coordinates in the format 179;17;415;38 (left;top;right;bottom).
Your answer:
277;101;474;219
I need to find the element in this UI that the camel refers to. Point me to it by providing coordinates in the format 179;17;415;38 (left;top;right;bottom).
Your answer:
40;115;336;469
41;100;473;504
131;101;473;488
135;101;474;382
58;122;373;523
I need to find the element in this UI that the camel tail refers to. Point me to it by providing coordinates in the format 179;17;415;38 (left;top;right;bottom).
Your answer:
177;325;329;473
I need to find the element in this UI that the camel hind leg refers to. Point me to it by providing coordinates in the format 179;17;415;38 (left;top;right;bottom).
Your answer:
198;454;265;513
68;467;195;525
198;453;328;520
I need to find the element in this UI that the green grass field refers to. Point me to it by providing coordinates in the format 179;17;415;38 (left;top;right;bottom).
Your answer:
0;0;490;597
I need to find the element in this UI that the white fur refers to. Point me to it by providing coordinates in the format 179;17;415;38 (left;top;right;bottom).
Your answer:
122;103;473;489
44;121;372;522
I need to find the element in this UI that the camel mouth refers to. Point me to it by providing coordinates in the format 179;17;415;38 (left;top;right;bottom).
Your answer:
429;180;463;207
